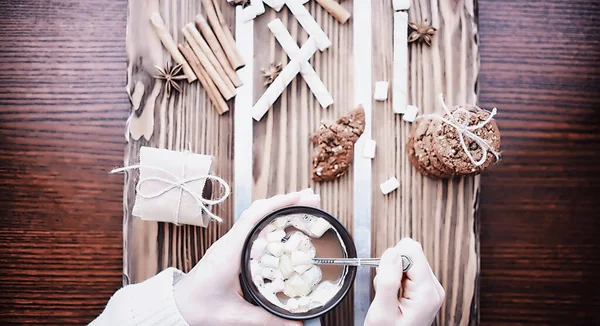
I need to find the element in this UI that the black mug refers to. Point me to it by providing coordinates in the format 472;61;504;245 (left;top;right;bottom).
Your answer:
240;206;357;323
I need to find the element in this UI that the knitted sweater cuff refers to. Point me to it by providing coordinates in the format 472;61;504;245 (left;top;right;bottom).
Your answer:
91;267;189;326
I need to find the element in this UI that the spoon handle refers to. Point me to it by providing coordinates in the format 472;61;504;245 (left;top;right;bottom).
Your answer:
312;255;412;272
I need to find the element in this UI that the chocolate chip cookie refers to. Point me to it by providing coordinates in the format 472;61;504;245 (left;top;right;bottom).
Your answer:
412;120;451;178
431;105;501;175
311;106;365;182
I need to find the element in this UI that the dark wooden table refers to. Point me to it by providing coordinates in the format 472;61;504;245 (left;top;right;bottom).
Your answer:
0;0;598;324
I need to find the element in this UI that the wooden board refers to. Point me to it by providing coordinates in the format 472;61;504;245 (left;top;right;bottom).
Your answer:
123;0;478;325
3;0;600;324
250;4;356;325
122;0;235;283
371;1;480;325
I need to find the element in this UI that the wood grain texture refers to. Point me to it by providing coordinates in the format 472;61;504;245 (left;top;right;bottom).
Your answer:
478;0;600;324
0;0;599;324
371;0;479;325
250;3;355;324
123;0;235;283
0;0;128;323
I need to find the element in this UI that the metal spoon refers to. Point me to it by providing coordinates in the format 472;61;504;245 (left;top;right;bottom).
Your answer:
312;255;413;272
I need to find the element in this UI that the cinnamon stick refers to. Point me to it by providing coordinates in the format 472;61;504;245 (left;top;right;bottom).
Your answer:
212;0;247;46
222;25;238;61
181;28;235;100
187;37;236;101
316;0;351;24
183;25;235;93
184;23;242;88
179;43;229;115
214;0;248;61
200;0;245;69
149;12;197;83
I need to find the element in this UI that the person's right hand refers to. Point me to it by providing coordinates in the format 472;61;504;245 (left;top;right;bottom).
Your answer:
365;238;445;326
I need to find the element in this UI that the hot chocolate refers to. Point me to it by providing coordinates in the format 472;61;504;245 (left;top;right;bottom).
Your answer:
248;213;347;313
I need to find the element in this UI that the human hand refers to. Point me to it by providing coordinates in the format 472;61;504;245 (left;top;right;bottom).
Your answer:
365;238;445;326
174;189;320;326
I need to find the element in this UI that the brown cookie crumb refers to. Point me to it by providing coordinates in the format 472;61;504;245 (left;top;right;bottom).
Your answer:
311;106;365;182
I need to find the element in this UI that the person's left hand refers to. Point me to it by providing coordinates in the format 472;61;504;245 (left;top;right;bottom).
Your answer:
174;189;320;326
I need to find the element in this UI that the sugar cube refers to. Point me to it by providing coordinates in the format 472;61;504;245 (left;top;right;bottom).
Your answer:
380;177;400;195
393;0;411;11
374;81;389;101
402;105;419;122
362;138;377;159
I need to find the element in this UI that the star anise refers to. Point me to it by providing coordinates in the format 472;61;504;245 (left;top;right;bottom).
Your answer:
154;63;187;98
229;0;250;8
408;21;436;46
261;62;283;86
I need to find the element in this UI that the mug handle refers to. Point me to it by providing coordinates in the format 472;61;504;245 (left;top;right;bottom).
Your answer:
303;318;321;326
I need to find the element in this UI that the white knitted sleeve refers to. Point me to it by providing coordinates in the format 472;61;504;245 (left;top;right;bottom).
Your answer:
90;267;189;326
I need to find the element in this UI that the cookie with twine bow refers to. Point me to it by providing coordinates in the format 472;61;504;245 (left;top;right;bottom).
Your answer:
111;147;230;227
408;94;501;178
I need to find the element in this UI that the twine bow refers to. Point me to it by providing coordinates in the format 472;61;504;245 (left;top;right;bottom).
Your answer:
111;154;230;225
417;94;501;167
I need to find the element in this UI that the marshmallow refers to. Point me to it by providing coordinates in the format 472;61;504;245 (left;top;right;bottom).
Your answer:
301;266;322;289
309;218;331;237
250;260;261;274
284;273;311;297
284;232;304;252
298;296;311;309
266;229;286;243
286;298;299;310
250;238;268;260
260;254;280;269
259;224;276;237
298;236;313;252
261;267;277;280
268;277;285;293
267;242;285;257
252;274;264;287
291;251;312;266
294;264;312;275
272;217;288;229
279;254;295;279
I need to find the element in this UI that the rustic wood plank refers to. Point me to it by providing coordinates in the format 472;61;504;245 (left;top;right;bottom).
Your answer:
371;0;480;325
250;2;355;324
123;0;235;283
2;0;600;324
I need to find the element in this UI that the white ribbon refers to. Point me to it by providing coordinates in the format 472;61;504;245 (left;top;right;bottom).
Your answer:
417;94;501;167
111;162;230;224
